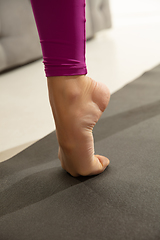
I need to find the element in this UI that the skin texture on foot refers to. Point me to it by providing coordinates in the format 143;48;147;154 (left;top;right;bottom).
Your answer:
47;75;110;177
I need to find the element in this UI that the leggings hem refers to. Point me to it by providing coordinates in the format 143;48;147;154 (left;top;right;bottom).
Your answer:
45;67;88;77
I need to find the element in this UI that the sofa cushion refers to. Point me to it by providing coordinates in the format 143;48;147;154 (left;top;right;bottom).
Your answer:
0;0;42;73
89;0;112;33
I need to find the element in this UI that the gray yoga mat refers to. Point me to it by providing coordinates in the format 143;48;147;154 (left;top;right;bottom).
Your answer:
0;64;160;240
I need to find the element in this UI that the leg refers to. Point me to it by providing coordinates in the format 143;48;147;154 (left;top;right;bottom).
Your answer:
30;0;110;177
30;0;87;77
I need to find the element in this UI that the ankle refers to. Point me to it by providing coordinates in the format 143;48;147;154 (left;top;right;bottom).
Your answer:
47;74;91;104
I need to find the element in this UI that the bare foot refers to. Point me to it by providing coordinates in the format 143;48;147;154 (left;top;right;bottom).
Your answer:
47;75;110;177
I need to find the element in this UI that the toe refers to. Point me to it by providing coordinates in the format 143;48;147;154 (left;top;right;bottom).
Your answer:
90;155;110;175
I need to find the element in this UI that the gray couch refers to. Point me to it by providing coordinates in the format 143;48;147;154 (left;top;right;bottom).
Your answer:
0;0;112;73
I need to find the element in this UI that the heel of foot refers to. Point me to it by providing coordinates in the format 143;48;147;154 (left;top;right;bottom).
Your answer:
92;81;110;112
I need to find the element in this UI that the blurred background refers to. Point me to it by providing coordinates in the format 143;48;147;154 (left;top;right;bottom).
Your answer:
0;0;160;162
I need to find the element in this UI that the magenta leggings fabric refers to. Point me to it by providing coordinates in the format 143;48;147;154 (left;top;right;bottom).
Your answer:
30;0;88;77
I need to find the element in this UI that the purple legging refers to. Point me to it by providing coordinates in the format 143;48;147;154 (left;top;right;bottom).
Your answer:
30;0;88;77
